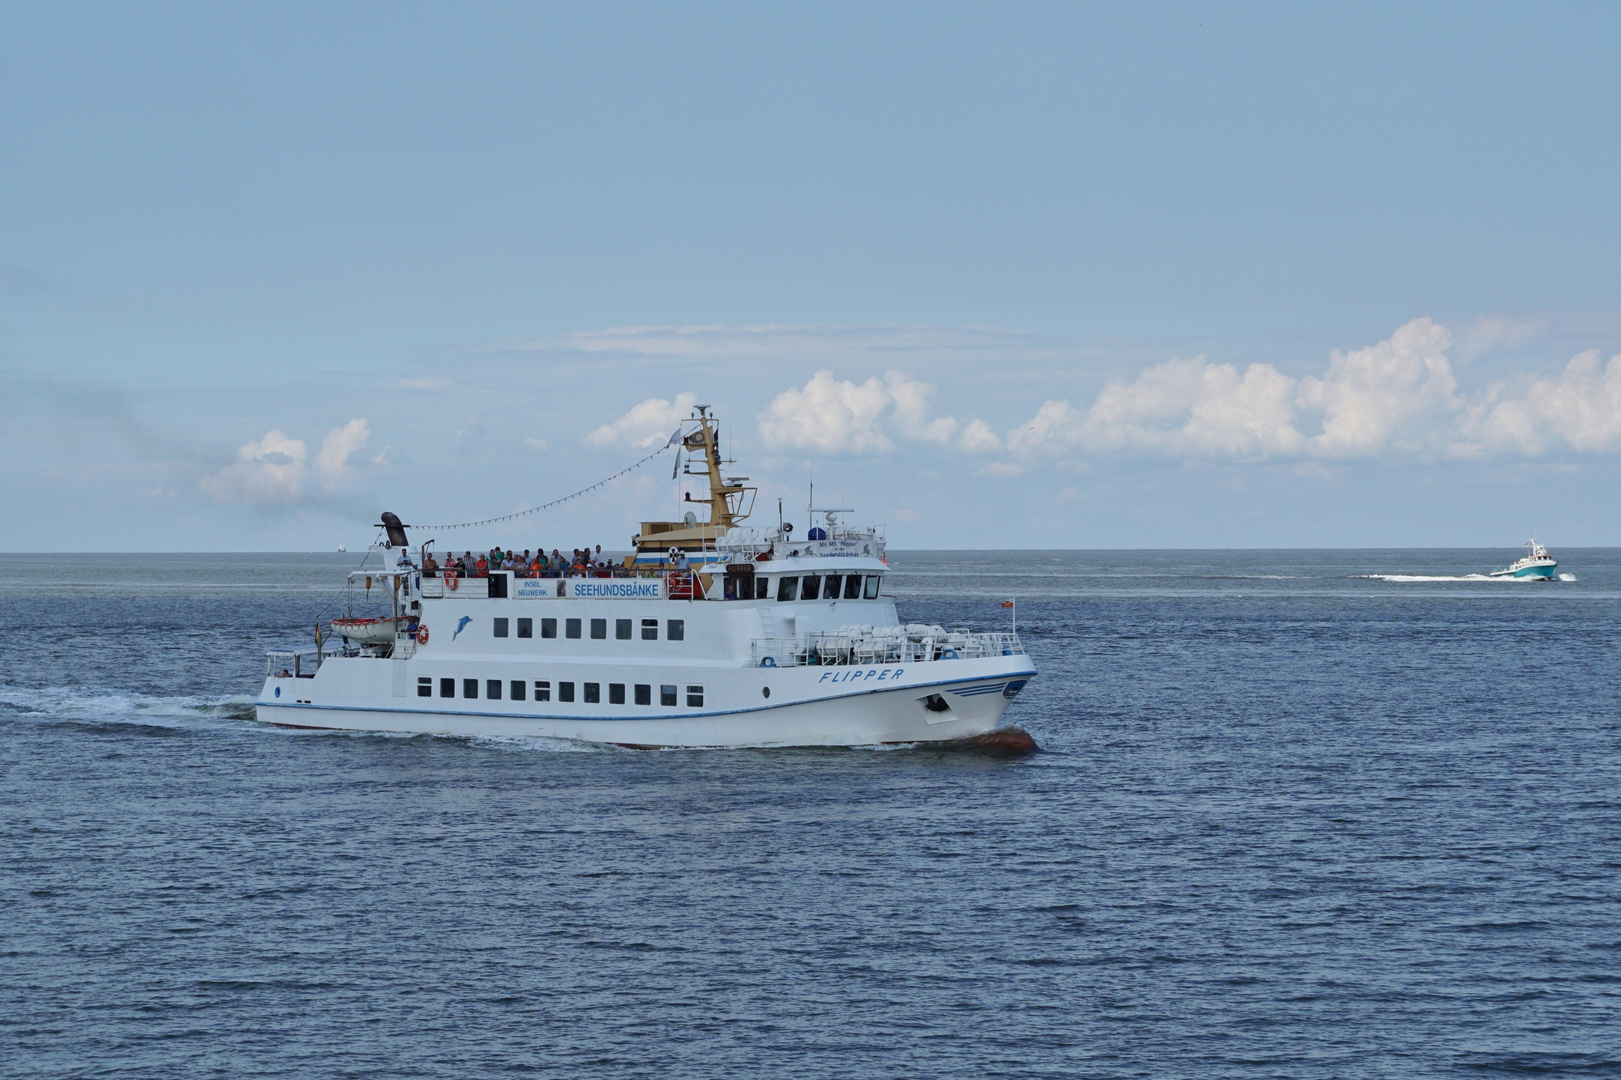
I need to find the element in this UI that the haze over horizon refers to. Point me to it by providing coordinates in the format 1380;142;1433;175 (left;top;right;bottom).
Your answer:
4;3;1620;551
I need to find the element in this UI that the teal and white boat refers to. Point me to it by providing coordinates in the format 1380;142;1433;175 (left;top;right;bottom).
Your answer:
1490;538;1557;580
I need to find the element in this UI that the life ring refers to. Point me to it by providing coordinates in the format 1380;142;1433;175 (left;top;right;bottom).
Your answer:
445;573;459;591
760;656;777;667
417;625;430;645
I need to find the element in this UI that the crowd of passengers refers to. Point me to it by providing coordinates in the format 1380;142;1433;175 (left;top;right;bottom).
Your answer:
422;545;652;579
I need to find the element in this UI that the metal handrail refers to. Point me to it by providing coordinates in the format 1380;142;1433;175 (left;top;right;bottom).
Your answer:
751;631;1023;668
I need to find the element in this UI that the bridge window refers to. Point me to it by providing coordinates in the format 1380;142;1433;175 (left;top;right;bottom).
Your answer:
660;684;678;706
777;576;798;601
822;575;841;600
616;618;631;640
534;680;551;702
635;684;651;705
417;677;432;698
493;618;509;638
558;681;575;702
566;618;581;639
486;679;502;700
609;683;625;705
541;618;557;639
584;682;601;704
642;618;658;641
864;575;881;599
590;618;606;640
463;678;478;699
755;577;770;599
517;618;532;639
511;680;526;701
800;576;820;601
667;619;684;641
844;575;862;599
687;685;704;707
440;677;455;698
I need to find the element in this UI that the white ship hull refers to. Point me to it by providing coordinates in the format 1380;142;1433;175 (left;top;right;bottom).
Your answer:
256;654;1033;748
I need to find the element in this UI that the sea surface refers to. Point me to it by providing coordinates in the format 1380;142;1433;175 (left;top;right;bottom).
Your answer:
2;549;1619;1079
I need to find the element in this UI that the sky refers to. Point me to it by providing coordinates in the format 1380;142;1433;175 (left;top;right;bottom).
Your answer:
3;2;1620;551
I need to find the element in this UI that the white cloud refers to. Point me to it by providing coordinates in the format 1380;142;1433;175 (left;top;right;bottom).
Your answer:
584;392;698;449
314;418;370;477
1453;349;1621;457
1298;317;1455;458
199;429;308;502
200;418;370;503
758;370;1000;455
523;437;549;452
759;371;894;454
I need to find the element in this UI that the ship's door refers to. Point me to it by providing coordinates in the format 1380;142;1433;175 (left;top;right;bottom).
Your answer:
725;563;755;601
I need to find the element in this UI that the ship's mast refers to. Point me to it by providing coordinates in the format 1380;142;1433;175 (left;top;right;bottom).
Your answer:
683;405;747;530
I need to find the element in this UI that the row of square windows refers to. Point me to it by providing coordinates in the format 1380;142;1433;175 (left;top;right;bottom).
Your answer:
420;676;701;707
760;573;881;602
494;617;683;640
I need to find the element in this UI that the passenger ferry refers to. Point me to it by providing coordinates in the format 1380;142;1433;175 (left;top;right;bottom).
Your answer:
1489;538;1558;580
254;408;1036;748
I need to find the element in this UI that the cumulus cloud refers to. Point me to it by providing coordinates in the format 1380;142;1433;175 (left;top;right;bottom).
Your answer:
758;370;999;455
584;392;698;449
1007;317;1621;465
1454;349;1621;457
200;419;370;503
1298;317;1455;457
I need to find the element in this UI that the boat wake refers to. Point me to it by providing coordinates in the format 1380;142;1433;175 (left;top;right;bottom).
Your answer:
0;684;257;731
1356;573;1560;584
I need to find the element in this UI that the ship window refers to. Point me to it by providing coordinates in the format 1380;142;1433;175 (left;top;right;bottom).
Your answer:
440;677;455;698
609;683;625;705
417;676;432;698
590;618;606;640
566;618;581;639
822;575;841;599
487;679;502;700
800;576;820;601
642;618;658;641
511;679;526;701
844;575;862;599
493;617;509;638
687;684;703;707
584;682;601;704
558;681;574;702
755;577;770;599
864;575;880;599
777;576;798;601
667;619;684;641
615;618;631;640
534;680;551;702
660;684;678;707
463;678;478;699
634;684;651;705
541;617;557;639
517;617;532;639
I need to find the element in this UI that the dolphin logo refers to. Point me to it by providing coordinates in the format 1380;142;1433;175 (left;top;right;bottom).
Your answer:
453;615;472;640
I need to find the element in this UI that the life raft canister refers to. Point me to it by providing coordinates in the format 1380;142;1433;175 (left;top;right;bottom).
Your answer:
417;625;430;645
445;572;459;591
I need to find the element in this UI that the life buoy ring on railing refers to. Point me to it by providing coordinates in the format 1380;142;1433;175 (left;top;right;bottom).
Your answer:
417;626;430;645
445;573;459;591
760;656;777;667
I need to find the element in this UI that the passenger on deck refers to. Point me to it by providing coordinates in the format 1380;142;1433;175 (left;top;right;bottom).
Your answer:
475;554;489;576
422;552;439;577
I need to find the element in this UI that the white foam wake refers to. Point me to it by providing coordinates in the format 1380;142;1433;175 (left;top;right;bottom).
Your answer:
0;684;256;730
1355;573;1562;583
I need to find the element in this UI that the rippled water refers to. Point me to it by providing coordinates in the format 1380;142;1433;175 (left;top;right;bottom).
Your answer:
3;550;1619;1078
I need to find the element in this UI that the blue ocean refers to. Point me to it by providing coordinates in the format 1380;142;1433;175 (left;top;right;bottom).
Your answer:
3;550;1618;1078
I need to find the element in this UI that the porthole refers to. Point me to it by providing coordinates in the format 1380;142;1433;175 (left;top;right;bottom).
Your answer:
762;686;770;698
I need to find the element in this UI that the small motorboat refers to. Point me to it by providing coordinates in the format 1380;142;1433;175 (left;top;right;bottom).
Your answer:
1489;538;1558;580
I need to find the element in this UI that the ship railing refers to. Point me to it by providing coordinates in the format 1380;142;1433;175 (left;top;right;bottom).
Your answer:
266;648;326;678
750;631;1024;668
